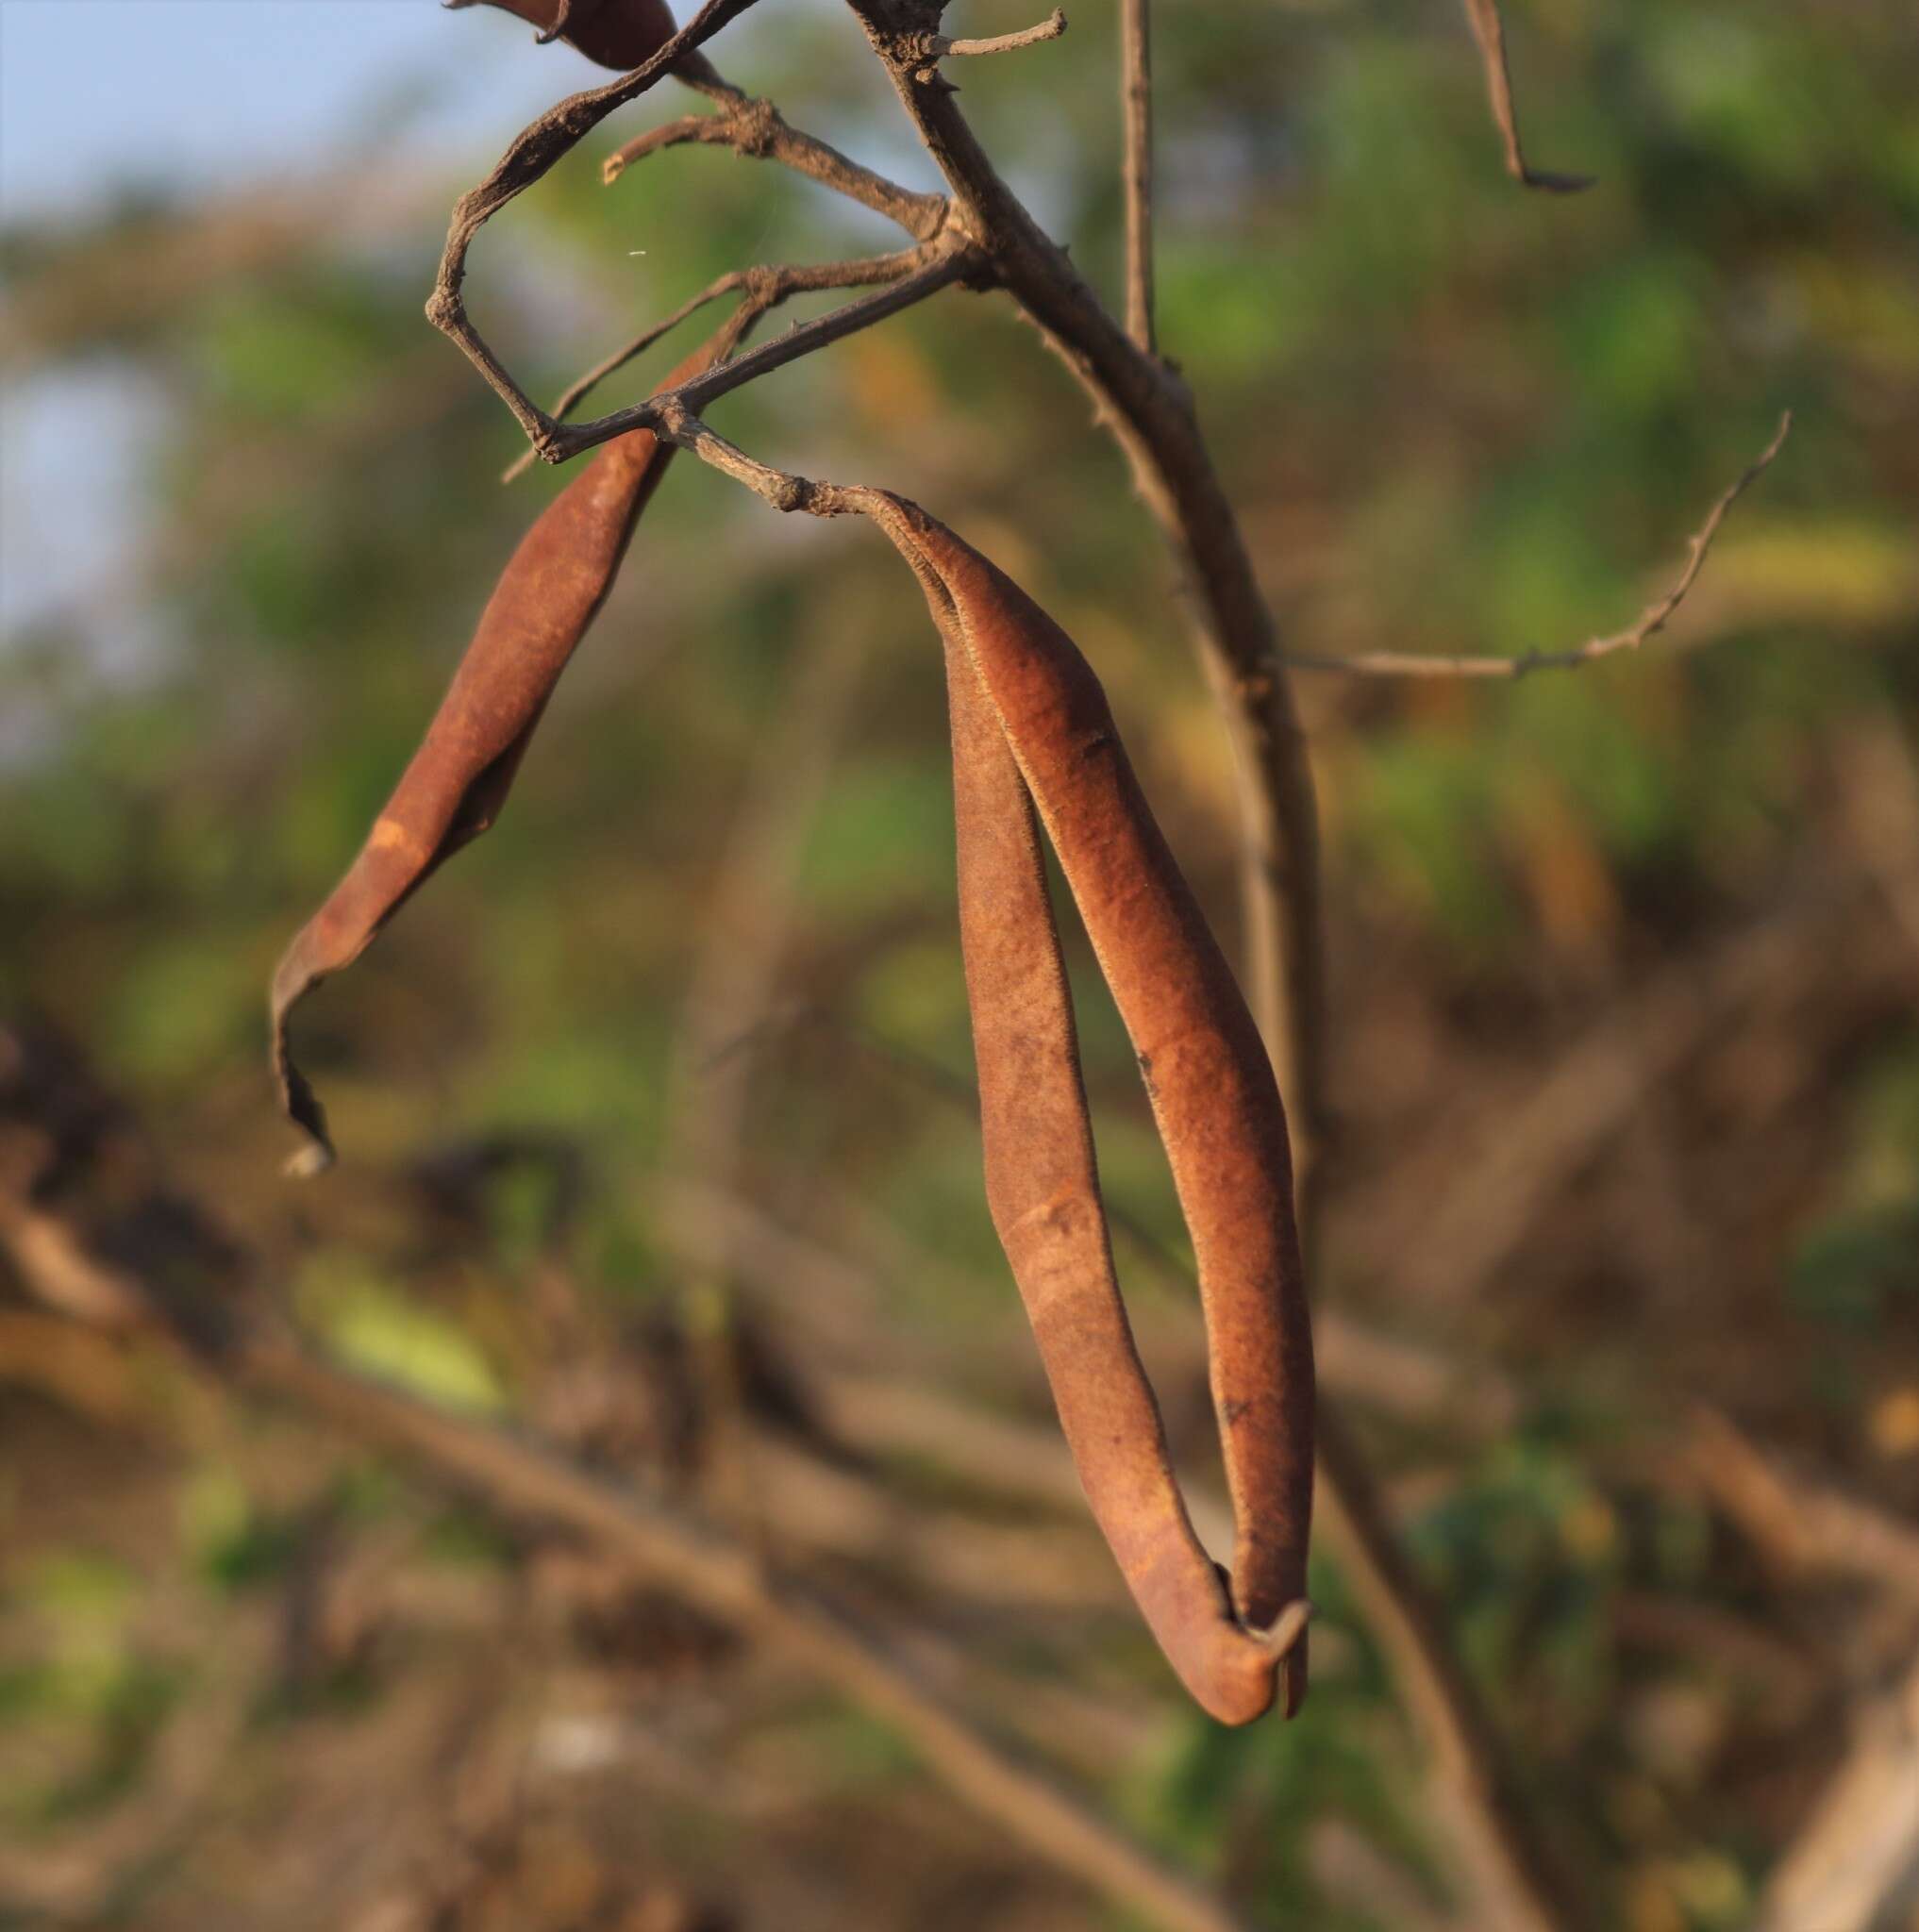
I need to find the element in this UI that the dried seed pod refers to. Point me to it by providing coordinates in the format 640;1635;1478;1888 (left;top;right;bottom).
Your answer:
446;0;677;71
271;331;724;1174
884;500;1315;1721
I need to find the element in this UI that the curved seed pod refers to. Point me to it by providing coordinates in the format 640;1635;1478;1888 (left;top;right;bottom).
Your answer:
271;329;726;1174
943;625;1303;1724
446;0;677;71
884;499;1314;1719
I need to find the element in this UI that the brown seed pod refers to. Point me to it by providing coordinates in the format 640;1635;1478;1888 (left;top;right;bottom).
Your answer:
445;0;677;72
880;499;1315;1722
270;329;726;1174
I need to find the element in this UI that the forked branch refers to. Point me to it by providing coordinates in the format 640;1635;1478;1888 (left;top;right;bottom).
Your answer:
426;0;767;443
502;245;940;483
602;82;949;240
536;237;978;464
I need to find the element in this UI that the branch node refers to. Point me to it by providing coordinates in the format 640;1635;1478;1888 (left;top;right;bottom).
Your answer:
735;94;781;156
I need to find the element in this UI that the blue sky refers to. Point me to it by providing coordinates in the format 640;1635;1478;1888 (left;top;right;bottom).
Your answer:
0;1;603;219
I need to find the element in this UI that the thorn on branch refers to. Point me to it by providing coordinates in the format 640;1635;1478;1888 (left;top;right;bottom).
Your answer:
1120;0;1153;354
600;110;717;180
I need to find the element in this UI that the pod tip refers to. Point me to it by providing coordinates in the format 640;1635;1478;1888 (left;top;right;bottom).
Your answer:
271;949;338;1179
283;1139;336;1181
1255;1596;1313;1658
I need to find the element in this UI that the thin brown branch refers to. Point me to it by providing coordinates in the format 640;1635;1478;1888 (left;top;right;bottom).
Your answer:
655;410;839;511
426;0;765;444
539;238;977;463
600;108;714;171
501;246;933;482
499;276;745;485
0;1200;1263;1932
1288;413;1792;678
1458;0;1594;193
1120;0;1154;353
602;84;949;242
936;8;1067;59
646;241;975;418
562;394;926;543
